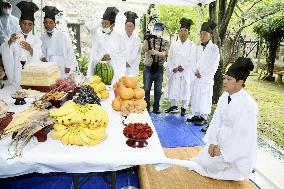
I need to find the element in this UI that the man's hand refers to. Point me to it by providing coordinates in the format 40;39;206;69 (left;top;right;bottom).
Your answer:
195;70;201;78
208;144;222;157
8;33;18;46
20;41;33;56
173;68;178;73
126;62;131;68
65;67;70;74
208;144;215;157
213;145;222;156
178;65;184;72
142;40;149;52
41;57;48;62
101;54;111;61
149;50;158;56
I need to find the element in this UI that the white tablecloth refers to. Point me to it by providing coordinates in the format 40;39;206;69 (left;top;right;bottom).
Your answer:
0;85;170;178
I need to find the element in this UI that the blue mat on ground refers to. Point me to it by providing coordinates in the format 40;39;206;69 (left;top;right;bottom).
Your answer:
0;169;139;189
150;113;206;148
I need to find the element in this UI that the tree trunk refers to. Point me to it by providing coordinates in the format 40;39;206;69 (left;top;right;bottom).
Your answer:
256;37;263;73
265;43;278;80
210;1;224;104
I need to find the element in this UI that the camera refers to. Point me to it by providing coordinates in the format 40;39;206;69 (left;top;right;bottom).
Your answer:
144;34;157;41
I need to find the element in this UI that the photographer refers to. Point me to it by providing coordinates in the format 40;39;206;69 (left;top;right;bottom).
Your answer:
142;22;169;114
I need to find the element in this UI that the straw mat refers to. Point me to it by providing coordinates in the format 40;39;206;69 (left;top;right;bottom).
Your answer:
138;147;257;189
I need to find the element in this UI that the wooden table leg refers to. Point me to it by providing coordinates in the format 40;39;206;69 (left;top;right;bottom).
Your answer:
111;171;116;189
73;173;79;189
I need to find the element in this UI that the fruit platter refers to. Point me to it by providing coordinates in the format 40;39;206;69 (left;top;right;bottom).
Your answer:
41;90;68;108
87;76;110;100
11;91;28;105
122;113;149;126
112;76;147;116
123;123;153;148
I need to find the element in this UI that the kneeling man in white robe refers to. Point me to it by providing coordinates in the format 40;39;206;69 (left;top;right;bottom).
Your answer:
189;57;258;180
165;18;195;116
0;1;42;87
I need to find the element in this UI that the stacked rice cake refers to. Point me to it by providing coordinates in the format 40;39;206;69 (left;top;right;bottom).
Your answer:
21;62;60;86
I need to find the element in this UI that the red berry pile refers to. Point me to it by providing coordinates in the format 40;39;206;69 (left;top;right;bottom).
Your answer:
123;123;153;140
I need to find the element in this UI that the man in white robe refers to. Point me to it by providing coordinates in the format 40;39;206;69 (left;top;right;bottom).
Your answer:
187;21;220;125
124;11;141;76
0;1;42;87
0;1;21;86
188;57;258;181
88;7;126;83
165;18;195;116
0;1;20;45
41;6;75;78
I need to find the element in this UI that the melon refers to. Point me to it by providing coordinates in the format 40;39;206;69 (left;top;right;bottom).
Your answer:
94;62;114;85
118;87;134;100
112;97;121;111
135;99;147;110
123;76;138;88
133;87;145;99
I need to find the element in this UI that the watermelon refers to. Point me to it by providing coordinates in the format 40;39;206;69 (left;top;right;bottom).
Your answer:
94;62;114;85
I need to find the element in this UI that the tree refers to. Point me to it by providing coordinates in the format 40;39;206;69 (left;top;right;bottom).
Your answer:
209;0;238;104
209;0;284;103
224;0;284;70
158;5;208;44
254;13;284;80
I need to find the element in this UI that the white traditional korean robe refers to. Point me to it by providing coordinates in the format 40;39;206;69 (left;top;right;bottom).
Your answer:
191;40;220;116
0;14;20;45
165;39;196;101
88;30;126;83
41;29;75;78
190;89;258;180
124;32;141;76
0;31;42;86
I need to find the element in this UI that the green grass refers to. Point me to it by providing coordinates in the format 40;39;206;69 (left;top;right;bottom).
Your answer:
246;75;284;148
138;68;284;149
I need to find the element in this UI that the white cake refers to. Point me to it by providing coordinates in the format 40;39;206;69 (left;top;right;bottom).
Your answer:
21;62;61;86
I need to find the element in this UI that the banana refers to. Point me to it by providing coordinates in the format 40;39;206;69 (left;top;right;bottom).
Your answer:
51;129;67;140
54;123;67;131
49;102;79;117
78;128;99;146
68;127;76;145
70;110;84;124
82;127;106;141
61;130;71;145
50;130;59;139
73;130;83;146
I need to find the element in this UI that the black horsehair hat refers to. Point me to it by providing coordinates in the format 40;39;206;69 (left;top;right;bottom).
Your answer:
180;18;193;30
124;11;138;25
42;6;61;22
16;1;39;23
102;7;119;24
201;21;217;34
2;1;12;8
226;57;254;81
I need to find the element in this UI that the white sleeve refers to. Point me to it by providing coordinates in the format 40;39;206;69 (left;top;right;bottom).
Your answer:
199;45;220;77
31;36;43;62
166;44;175;78
220;102;258;178
204;94;224;145
126;37;141;66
